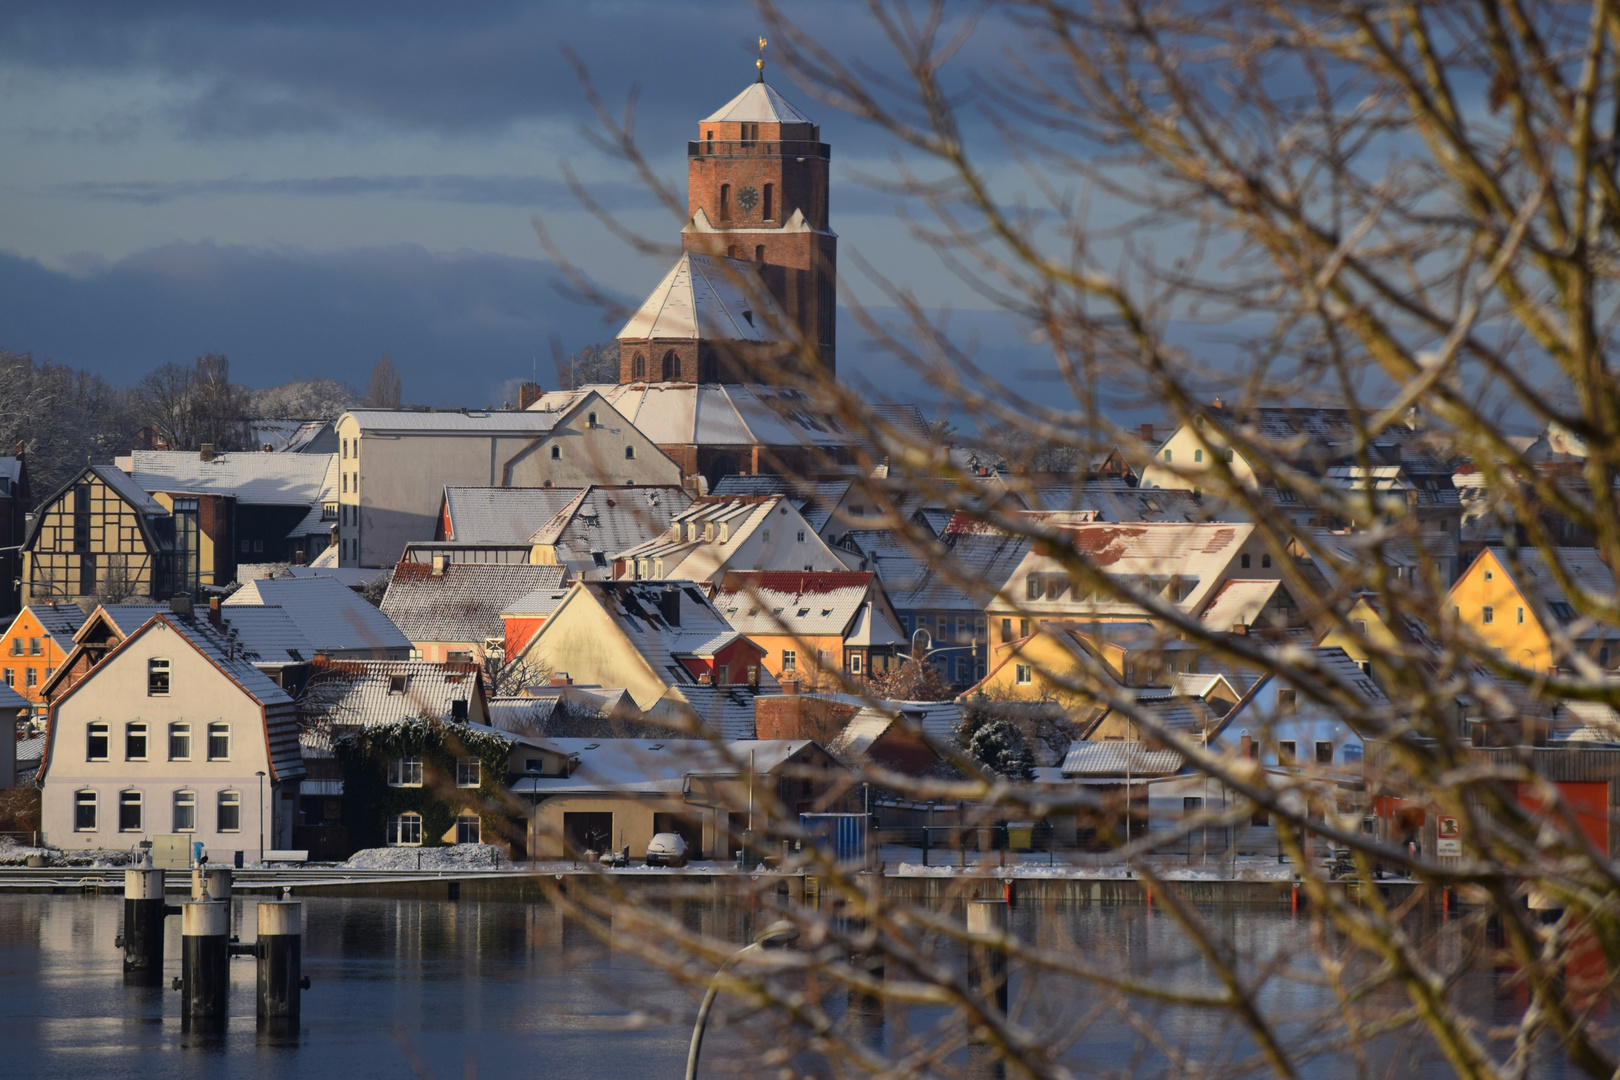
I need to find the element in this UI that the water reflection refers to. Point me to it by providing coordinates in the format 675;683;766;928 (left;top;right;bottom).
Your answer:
0;893;1601;1078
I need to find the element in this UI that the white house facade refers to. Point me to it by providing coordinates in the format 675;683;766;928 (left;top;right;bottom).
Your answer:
38;612;304;858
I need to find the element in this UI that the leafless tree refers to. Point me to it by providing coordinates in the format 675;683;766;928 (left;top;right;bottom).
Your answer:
566;340;621;388
0;350;138;493
502;3;1620;1076
365;355;403;408
133;354;249;452
248;377;360;420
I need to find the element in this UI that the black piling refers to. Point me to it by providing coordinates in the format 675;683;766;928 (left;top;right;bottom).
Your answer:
119;868;170;982
177;900;230;1026
256;900;308;1022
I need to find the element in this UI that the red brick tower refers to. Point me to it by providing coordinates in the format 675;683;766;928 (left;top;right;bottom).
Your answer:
682;69;836;377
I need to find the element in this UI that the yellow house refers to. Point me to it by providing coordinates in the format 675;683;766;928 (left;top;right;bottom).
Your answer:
966;620;1239;739
1447;547;1616;672
714;571;905;683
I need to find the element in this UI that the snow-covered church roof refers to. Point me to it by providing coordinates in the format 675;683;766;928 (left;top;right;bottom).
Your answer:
616;253;786;343
702;81;814;125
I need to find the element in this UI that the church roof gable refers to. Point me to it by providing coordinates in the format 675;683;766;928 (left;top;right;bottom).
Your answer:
617;253;786;343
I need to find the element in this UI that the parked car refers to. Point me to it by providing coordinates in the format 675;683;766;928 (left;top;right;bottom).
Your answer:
646;832;689;868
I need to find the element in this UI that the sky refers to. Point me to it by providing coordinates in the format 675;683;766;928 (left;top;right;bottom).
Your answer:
0;0;1053;410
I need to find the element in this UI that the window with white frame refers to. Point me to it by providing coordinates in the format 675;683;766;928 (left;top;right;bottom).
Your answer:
1015;664;1033;685
217;791;241;832
118;791;142;832
74;790;97;831
387;813;423;846
456;758;480;788
147;658;170;696
455;813;481;844
388;757;424;787
125;722;148;761
169;722;191;761
173;790;196;832
781;650;796;671
86;722;108;761
207;722;230;760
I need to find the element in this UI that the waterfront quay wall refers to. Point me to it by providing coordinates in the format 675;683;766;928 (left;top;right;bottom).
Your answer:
0;867;1423;908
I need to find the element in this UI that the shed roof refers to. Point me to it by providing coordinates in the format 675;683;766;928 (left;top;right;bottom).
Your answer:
225;575;410;654
343;409;564;435
0;680;29;712
527;485;692;556
717;571;877;636
129;450;336;506
381;563;567;644
442;486;584;544
1060;740;1185;777
218;604;316;665
25;603;89;641
1199;579;1284;631
299;660;482;729
93;463;168;516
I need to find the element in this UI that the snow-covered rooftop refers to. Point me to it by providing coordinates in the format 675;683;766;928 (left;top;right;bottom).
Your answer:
701;80;814;124
616;253;786;343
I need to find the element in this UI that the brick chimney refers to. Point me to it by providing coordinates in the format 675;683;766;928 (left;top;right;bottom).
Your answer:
518;381;542;410
1140;422;1154;441
659;585;681;627
208;596;223;629
199;443;215;462
779;678;799;696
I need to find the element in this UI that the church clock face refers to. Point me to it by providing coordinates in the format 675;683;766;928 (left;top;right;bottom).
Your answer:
737;185;760;212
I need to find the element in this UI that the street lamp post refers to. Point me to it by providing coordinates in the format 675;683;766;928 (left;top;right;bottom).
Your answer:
256;770;267;864
13;577;71;604
685;921;799;1080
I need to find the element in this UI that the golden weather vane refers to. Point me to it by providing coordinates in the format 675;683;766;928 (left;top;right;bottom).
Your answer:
757;36;767;81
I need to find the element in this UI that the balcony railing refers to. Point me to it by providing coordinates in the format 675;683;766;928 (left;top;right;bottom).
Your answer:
688;140;831;160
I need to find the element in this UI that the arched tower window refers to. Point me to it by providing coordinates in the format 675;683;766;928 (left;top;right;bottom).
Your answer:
631;353;646;380
719;184;730;221
699;348;717;383
662;350;679;381
762;183;773;220
754;245;765;263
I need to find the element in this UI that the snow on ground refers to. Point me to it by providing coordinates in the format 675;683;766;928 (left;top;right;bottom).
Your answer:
342;844;513;871
892;860;1301;880
0;838;134;867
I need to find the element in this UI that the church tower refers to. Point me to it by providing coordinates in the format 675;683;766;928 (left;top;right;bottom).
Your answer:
682;73;836;376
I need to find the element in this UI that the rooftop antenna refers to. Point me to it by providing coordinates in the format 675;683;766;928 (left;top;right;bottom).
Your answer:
756;36;767;82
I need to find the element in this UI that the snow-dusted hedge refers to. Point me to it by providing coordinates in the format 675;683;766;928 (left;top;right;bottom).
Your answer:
332;719;513;850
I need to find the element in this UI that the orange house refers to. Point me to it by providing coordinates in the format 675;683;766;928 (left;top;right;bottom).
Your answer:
0;603;86;709
501;586;572;662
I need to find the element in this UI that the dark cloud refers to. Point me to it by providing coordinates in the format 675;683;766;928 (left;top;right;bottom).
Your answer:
0;240;1071;420
1;1;1013;152
0;242;627;406
54;173;659;210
